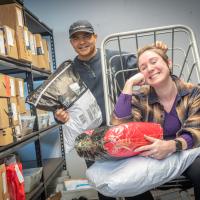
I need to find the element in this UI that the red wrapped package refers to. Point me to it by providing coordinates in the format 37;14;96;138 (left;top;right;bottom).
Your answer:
6;162;25;200
75;122;163;160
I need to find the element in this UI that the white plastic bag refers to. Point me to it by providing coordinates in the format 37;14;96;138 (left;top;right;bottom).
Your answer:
86;147;200;197
63;89;102;153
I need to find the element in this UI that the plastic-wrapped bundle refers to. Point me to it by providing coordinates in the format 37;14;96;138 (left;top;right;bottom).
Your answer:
5;155;26;200
86;147;200;197
75;122;163;160
62;89;102;153
26;60;87;112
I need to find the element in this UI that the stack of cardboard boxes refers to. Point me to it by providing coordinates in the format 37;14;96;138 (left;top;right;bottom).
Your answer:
0;3;55;199
0;25;18;60
0;2;52;145
0;3;51;71
0;3;32;62
0;73;26;146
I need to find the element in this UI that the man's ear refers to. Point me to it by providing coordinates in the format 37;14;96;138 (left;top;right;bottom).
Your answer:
94;33;97;39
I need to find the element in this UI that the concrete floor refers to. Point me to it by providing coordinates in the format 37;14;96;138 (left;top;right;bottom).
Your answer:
51;148;196;200
48;178;195;200
151;188;195;200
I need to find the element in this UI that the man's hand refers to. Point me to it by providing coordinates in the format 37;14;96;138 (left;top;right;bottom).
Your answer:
55;108;70;123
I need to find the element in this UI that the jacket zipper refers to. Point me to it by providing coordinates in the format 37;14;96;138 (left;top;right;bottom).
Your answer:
83;63;96;78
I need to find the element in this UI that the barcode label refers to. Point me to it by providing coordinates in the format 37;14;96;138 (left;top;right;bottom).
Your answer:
87;108;94;121
89;103;99;119
79;114;87;124
15;164;24;184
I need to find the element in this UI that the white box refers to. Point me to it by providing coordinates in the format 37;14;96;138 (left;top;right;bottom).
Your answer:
64;179;98;200
56;182;98;200
64;179;92;191
61;189;98;200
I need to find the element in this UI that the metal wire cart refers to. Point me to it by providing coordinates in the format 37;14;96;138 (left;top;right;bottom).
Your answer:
100;25;200;199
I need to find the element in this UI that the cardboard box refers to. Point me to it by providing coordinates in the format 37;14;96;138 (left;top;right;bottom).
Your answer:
0;29;6;56
0;3;24;30
35;34;49;69
0;75;16;97
0;98;9;129
9;76;16;97
0;26;18;59
17;97;26;114
29;32;38;67
0;127;13;146
0;74;11;97
0;164;9;199
15;78;24;98
16;26;32;62
34;34;43;56
42;39;51;70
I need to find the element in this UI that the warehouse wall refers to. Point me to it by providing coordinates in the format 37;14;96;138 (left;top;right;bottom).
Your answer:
24;0;200;65
23;0;200;178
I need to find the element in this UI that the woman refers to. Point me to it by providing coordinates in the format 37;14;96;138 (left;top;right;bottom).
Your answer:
112;42;200;199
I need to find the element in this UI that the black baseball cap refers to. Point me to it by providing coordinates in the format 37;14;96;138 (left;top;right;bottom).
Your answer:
69;20;94;38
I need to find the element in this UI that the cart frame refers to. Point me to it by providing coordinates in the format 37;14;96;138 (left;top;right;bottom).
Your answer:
101;24;200;126
100;24;200;199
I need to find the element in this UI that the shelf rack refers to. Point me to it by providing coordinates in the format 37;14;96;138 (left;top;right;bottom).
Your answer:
0;1;66;199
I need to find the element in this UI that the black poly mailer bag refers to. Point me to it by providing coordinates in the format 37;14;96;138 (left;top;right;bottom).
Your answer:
26;60;87;112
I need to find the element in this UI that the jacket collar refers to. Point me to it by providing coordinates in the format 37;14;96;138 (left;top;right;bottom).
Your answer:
75;48;100;65
148;75;190;104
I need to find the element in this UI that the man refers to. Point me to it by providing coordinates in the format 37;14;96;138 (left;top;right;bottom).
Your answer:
55;20;137;125
55;20;154;200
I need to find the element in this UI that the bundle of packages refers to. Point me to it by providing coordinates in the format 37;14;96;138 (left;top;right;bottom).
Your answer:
86;147;200;197
75;122;163;160
26;60;102;153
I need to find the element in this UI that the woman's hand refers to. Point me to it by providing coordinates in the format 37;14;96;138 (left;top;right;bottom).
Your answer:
134;135;176;160
54;108;70;123
122;73;145;95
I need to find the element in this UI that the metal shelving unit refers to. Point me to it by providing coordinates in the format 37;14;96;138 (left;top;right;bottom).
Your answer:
23;158;65;200
24;156;65;200
26;182;44;200
0;55;51;80
0;0;23;6
43;158;65;186
0;124;61;159
0;1;66;199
